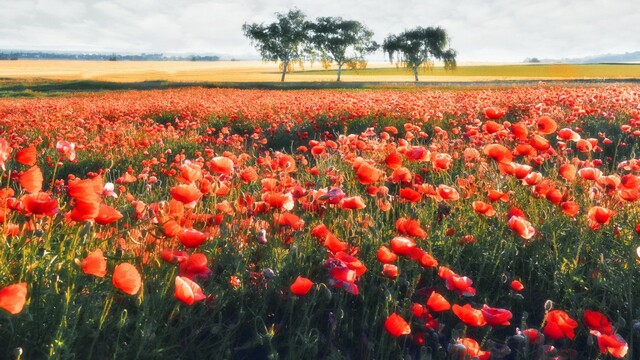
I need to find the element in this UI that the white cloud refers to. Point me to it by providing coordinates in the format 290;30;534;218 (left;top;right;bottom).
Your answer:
0;0;638;61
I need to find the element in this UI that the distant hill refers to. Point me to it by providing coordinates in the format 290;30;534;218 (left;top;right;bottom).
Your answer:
526;51;640;64
0;50;220;61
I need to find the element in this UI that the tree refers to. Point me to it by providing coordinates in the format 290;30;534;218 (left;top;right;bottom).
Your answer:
310;17;379;82
383;27;457;82
242;9;312;82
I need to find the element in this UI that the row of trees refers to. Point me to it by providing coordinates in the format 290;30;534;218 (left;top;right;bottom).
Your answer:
242;9;457;82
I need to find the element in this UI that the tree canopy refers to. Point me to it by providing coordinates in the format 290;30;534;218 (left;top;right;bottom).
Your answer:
242;9;312;82
310;17;379;81
383;27;457;81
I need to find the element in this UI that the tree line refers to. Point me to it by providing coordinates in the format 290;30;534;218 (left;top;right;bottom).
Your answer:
242;9;457;82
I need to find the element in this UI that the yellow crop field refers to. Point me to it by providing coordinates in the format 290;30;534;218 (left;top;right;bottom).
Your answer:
1;60;639;83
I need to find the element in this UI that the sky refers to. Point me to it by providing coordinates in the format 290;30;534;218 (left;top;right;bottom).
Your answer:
1;0;639;62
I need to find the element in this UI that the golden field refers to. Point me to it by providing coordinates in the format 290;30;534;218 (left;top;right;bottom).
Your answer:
0;60;639;82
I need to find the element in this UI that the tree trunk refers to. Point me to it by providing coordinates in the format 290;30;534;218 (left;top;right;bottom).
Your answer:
413;65;419;82
281;60;289;82
337;63;343;82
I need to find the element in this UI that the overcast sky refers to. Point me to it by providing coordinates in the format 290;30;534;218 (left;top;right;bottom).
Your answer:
1;0;638;62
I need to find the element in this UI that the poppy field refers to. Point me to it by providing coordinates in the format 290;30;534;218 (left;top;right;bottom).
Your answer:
1;85;640;359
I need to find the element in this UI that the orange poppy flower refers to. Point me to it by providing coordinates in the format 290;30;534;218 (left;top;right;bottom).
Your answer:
174;276;206;305
395;217;427;239
560;201;580;216
390;167;412;183
262;191;294;211
385;152;403;169
290;276;313;296
95;204;123;225
239;167;258;183
483;144;512;164
472;201;495;217
484;120;502;134
19;166;43;194
557;128;581;141
0;138;11;171
208;156;234;175
15;144;37;166
80;249;107;278
384;313;411;337
437;185;459;201
536;115;558;135
377;246;397;263
588;206;613;230
543;310;577;340
112;263;142;295
559;163;577;182
277;212;305;230
70;200;100;222
0;283;28;314
452;304;486;327
170;184;202;205
590;331;628;358
341;196;366;210
409;248;438;268
484;107;505;119
530;134;550;150
508;216;536;240
355;162;383;185
511;121;528;140
426;291;450;312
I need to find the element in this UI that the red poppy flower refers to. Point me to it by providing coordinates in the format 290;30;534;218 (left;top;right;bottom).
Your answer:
426;291;451;312
395;217;427;239
381;264;399;279
341;196;366;210
178;228;209;248
483;144;512;164
510;280;524;292
290;276;313;296
384;313;411;337
446;274;476;297
511;121;528;139
578;167;602;181
484;120;502;134
583;310;613;335
112;263;142;295
15;144;37;166
437;185;459;201
174;276;206;305
543;310;578;340
560;201;580;217
80;249;107;278
179;253;212;281
557;128;581;141
484;107;505;119
452;304;486;327
0;283;28;315
263;191;294;210
377;246;398;263
22;192;59;216
399;187;422;202
481;305;512;326
588;206;613;230
508;216;536;240
589;331;628;358
409;248;438;268
390;236;416;256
